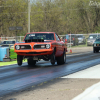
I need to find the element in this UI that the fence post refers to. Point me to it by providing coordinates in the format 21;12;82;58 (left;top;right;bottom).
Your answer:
20;36;21;42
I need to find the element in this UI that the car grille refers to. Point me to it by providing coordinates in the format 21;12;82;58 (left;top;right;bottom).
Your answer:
20;45;31;50
96;44;100;46
34;44;46;49
25;39;44;43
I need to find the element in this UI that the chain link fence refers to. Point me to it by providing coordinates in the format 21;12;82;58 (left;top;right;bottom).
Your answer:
0;36;24;42
0;33;100;46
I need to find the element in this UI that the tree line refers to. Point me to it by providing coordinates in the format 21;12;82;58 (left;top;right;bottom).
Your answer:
0;0;100;37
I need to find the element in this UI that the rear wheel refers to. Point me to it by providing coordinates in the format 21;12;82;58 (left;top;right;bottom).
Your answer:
27;58;36;66
57;51;66;65
17;55;23;66
50;52;55;65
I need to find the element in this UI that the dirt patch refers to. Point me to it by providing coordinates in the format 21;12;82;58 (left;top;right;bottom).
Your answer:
3;78;100;100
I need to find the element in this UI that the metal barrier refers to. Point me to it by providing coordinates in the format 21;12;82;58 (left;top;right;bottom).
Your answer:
3;48;17;62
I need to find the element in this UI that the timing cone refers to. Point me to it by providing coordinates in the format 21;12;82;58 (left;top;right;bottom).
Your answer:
70;49;72;53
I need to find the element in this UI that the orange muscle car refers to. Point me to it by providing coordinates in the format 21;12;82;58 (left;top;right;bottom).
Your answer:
14;32;67;66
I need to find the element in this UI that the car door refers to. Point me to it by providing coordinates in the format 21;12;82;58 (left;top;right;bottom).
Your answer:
55;33;63;56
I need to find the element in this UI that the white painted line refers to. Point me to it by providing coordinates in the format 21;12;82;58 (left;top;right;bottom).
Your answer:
61;64;100;100
72;82;100;100
61;64;100;79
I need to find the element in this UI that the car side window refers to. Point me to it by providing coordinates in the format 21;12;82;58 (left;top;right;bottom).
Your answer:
55;34;60;41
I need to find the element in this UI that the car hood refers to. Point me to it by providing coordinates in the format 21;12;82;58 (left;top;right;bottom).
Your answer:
21;41;53;43
94;41;100;44
87;39;96;41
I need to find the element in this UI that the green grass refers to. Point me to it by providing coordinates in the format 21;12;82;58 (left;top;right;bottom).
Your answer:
68;44;87;48
68;44;92;48
72;44;87;48
10;49;17;59
68;40;92;48
0;60;27;66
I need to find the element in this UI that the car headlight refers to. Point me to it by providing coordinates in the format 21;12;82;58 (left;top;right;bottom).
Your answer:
46;44;50;49
94;44;96;47
15;45;20;50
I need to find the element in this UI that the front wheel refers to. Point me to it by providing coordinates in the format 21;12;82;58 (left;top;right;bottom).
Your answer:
17;55;23;66
27;58;36;66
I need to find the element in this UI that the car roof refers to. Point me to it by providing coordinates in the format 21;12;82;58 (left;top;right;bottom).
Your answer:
26;32;55;34
3;39;16;41
89;34;100;35
96;36;100;38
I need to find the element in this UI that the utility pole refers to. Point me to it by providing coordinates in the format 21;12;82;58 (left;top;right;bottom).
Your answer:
28;0;30;33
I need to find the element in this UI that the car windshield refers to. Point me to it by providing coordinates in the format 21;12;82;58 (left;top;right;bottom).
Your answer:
88;35;98;39
77;35;83;38
68;35;75;38
2;41;15;44
96;38;100;41
24;33;54;40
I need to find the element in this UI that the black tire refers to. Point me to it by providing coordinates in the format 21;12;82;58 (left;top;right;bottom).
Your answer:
17;55;23;66
50;52;55;65
27;58;36;66
57;51;66;65
96;49;99;53
93;47;96;53
93;47;99;53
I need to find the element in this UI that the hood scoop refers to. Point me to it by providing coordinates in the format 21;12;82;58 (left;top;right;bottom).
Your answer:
25;39;44;43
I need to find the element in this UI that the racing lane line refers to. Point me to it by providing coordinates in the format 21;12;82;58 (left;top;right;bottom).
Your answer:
61;64;100;78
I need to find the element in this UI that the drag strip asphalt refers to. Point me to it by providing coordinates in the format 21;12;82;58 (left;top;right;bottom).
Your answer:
0;52;100;97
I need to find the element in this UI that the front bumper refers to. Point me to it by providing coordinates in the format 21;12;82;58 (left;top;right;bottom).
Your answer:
78;40;84;44
94;47;100;50
14;49;53;56
87;42;93;46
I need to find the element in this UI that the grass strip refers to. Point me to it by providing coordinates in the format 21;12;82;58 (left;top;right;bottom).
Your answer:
0;60;27;66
